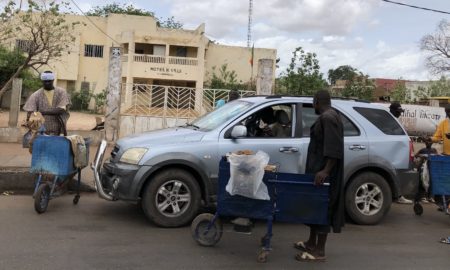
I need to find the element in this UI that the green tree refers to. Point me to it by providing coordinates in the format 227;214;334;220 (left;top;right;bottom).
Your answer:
420;20;450;74
0;0;78;99
328;65;358;85
206;64;242;89
276;47;327;95
390;80;411;103
86;2;183;29
340;75;375;101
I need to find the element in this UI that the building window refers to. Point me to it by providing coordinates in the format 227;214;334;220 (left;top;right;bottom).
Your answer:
15;39;33;52
84;44;104;58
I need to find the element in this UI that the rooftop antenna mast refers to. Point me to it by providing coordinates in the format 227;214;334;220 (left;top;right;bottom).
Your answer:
247;0;253;47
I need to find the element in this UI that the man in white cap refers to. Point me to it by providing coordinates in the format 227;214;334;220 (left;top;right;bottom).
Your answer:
23;71;70;135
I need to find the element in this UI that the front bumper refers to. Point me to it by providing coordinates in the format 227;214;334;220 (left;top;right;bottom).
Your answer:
396;169;419;197
100;162;142;200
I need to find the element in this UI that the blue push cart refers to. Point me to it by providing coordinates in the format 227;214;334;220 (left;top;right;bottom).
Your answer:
427;155;450;215
191;157;329;263
31;135;89;214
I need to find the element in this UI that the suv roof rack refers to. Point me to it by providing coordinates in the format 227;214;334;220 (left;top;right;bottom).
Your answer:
263;94;370;103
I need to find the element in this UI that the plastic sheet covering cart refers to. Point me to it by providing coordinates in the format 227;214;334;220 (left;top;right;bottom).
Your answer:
31;135;90;213
191;157;329;263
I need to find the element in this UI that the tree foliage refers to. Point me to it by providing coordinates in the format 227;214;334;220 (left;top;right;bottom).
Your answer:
86;2;183;29
340;74;375;101
328;65;358;85
390;80;411;103
0;0;78;99
205;64;249;90
276;47;327;95
420;20;450;74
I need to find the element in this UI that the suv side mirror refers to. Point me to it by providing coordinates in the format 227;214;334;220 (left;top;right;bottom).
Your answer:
231;125;247;139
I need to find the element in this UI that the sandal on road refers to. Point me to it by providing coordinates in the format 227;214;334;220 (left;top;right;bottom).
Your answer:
293;241;313;252
295;251;326;262
439;237;450;244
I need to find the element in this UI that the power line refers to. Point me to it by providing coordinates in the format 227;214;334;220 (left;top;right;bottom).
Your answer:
381;0;450;15
69;0;121;45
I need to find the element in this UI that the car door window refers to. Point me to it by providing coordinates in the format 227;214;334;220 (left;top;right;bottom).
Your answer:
234;104;294;138
302;105;360;137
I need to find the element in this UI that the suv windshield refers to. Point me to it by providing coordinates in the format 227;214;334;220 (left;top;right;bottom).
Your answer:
190;100;254;131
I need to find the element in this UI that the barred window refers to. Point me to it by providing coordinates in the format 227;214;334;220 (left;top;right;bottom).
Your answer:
15;39;33;52
84;44;104;58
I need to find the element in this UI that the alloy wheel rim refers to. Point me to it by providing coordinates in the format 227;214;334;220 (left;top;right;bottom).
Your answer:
355;183;383;216
155;180;191;218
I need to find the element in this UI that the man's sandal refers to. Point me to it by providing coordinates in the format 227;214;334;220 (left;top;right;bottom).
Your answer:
293;241;313;252
295;251;326;262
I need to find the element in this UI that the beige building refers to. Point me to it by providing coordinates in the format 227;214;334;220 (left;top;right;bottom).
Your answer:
7;13;277;136
11;13;276;97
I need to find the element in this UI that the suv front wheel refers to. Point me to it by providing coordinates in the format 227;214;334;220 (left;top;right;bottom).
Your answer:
142;169;201;227
345;172;392;225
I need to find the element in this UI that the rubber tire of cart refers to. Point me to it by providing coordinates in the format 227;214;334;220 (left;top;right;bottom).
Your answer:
142;169;201;227
191;213;223;247
345;172;392;225
73;194;80;205
413;202;423;215
34;183;50;214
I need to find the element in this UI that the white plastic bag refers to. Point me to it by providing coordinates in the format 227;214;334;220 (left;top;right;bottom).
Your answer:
421;161;430;192
225;150;270;200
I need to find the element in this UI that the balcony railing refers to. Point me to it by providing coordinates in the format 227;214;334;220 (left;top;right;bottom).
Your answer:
168;56;198;66
122;54;198;66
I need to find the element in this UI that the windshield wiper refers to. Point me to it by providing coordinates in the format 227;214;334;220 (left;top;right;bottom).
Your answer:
184;123;200;129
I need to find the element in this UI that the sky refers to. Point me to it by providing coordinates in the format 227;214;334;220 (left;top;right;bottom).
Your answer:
19;0;450;81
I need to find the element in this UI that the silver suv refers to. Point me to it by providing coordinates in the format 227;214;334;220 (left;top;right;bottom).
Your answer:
93;96;418;227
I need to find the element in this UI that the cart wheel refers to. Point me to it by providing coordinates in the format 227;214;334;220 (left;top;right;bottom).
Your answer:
191;213;223;247
73;195;80;205
414;203;423;216
257;250;270;263
34;183;50;214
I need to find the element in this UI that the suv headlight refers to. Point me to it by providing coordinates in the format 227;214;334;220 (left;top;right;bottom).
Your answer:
119;148;148;164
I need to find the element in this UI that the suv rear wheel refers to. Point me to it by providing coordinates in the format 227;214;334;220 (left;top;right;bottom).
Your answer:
142;169;201;227
345;172;392;225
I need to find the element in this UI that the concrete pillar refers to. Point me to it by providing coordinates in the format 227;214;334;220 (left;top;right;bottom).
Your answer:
105;47;122;141
8;78;22;128
256;59;274;95
194;38;208;114
124;31;135;108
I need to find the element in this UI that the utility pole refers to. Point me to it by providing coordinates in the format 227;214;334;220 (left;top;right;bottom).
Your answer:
247;0;253;48
105;47;122;141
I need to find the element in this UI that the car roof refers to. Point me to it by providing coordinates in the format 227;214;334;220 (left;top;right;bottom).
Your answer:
240;96;388;110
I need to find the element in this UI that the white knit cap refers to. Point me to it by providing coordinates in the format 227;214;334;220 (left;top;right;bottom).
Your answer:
40;72;55;81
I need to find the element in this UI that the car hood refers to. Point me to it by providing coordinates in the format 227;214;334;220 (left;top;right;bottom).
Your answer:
116;127;205;149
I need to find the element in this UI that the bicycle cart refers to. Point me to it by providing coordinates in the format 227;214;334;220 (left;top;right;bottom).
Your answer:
191;157;329;263
31;135;90;214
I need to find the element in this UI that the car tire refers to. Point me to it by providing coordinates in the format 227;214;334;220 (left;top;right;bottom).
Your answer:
345;172;392;225
142;169;201;227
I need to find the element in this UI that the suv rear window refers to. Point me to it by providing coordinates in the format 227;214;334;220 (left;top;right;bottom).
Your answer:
354;107;405;135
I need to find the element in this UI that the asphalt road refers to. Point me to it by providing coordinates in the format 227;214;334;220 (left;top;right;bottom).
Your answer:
0;193;449;270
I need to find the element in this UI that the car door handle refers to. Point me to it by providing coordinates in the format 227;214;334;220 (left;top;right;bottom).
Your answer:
279;147;299;153
349;145;366;151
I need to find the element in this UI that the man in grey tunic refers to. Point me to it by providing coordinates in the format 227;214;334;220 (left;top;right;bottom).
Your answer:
23;71;70;135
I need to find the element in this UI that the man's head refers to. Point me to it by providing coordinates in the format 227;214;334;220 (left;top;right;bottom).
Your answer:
313;90;331;115
40;71;55;91
228;89;240;102
445;104;450;118
389;102;404;118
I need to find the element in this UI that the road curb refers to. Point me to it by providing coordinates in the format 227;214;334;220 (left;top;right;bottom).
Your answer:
0;167;96;193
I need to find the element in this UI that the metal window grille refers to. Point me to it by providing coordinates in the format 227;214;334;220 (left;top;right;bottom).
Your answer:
84;44;104;58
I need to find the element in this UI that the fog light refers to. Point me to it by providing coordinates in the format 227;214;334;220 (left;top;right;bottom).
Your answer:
112;177;120;191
